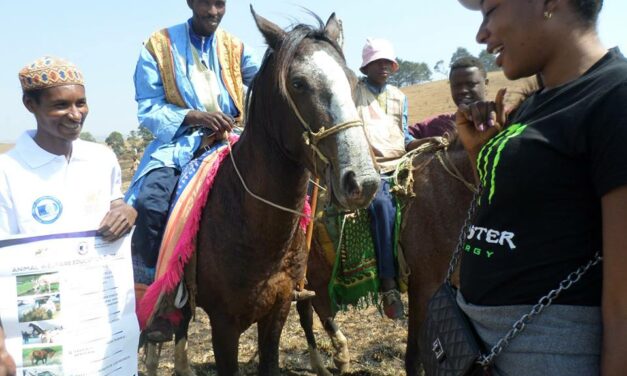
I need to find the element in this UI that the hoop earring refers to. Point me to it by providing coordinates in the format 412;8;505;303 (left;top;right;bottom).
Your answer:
543;11;553;19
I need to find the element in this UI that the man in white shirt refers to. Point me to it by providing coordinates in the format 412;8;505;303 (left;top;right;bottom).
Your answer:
0;56;137;375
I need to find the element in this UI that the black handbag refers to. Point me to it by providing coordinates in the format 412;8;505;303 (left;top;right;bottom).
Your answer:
419;282;486;376
417;190;601;376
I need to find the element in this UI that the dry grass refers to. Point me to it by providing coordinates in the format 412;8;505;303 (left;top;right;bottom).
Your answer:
139;300;409;376
403;71;532;125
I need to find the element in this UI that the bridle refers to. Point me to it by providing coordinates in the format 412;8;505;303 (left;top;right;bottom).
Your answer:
227;75;362;219
227;45;364;218
283;86;363;176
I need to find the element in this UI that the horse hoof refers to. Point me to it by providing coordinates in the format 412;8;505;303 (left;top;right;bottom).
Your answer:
333;355;350;374
307;346;332;376
330;330;350;374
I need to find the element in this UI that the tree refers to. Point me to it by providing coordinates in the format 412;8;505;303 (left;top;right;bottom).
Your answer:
105;131;126;157
389;58;432;87
434;60;448;77
79;131;97;142
478;49;500;72
449;47;474;67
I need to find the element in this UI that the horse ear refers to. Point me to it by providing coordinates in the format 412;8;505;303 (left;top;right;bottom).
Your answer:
324;13;344;49
250;5;286;50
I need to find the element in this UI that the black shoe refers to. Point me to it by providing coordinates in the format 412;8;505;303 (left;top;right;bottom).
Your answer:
381;289;404;320
144;317;174;343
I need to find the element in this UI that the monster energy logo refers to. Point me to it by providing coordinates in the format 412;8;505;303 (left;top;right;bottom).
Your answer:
477;123;527;204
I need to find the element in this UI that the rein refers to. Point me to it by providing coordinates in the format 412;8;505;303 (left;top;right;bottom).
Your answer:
392;137;478;195
225;78;363;220
435;149;479;194
227;140;313;219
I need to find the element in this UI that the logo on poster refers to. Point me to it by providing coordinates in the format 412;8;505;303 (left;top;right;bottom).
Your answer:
32;196;63;224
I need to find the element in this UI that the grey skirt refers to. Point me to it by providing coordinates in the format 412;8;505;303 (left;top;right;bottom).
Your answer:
456;291;601;376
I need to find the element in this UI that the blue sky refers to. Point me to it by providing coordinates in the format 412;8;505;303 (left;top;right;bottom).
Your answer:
1;1;625;142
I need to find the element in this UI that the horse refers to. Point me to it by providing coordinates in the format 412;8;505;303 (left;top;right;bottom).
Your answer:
31;347;56;365
29;323;45;336
297;135;475;375
144;8;380;376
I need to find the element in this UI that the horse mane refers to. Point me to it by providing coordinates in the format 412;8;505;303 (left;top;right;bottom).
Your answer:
245;14;345;130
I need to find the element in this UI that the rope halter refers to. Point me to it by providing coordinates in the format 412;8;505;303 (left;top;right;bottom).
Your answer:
284;88;363;170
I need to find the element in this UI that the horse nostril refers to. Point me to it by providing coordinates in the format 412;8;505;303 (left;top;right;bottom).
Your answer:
342;171;363;199
363;178;379;198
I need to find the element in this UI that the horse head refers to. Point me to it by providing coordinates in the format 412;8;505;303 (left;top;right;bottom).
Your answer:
249;7;379;210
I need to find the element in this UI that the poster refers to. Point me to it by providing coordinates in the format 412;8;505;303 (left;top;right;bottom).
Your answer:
0;231;139;376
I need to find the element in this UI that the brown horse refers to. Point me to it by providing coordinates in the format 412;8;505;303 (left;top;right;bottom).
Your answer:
298;135;475;375
31;347;56;365
177;8;379;376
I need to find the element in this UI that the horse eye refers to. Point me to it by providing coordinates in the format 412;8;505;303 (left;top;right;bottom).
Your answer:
291;79;306;91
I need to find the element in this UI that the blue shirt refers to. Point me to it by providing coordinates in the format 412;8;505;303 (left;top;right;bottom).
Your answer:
126;21;260;204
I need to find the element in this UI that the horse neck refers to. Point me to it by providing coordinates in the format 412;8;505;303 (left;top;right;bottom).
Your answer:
226;120;310;250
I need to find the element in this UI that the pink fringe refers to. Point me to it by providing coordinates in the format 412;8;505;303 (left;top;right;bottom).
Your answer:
300;195;311;232
137;136;237;329
137;136;312;329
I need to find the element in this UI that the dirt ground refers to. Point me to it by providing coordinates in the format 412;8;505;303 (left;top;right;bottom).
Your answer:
138;298;410;376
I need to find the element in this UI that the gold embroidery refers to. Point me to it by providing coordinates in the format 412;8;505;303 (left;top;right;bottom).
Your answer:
216;29;245;121
145;29;187;108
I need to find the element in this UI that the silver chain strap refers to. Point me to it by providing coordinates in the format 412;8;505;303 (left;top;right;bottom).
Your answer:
445;187;603;368
445;189;481;282
476;252;601;366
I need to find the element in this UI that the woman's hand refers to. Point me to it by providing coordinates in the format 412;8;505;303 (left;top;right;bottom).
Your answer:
455;89;507;155
456;88;507;165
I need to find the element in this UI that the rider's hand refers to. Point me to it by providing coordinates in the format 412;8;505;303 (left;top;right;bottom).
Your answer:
98;199;137;242
456;88;507;157
184;110;234;135
0;328;16;376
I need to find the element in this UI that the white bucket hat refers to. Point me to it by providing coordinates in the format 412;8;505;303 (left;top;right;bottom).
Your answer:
458;0;481;10
359;38;399;74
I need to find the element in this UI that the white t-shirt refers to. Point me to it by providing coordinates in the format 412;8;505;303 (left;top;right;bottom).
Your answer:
0;130;123;236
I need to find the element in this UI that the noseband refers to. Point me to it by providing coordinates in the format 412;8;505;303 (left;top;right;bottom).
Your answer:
283;87;363;171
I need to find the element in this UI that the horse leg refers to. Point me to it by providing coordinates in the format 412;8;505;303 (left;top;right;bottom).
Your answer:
405;278;433;376
174;305;196;376
143;341;162;376
322;318;350;373
257;301;291;376
296;300;331;376
405;288;422;376
210;314;241;376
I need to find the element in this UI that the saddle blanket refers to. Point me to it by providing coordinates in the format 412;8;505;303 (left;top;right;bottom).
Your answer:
135;135;311;329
